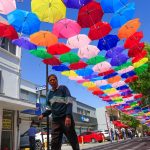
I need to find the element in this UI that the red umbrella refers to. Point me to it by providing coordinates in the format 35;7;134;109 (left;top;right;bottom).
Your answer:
88;21;112;40
92;89;104;95
69;61;87;70
0;22;18;40
77;1;104;28
128;42;145;57
125;75;138;83
98;69;114;76
132;50;147;63
47;43;70;55
42;57;61;66
134;93;142;99
124;31;143;49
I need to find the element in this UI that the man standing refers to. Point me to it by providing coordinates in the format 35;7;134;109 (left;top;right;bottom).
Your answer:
38;74;80;150
28;123;37;150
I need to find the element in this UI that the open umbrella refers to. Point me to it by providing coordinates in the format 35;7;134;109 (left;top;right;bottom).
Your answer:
43;56;61;66
63;0;92;9
100;0;128;13
75;68;93;77
77;1;104;28
7;9;40;35
69;61;87;70
30;31;58;47
132;50;147;63
0;15;8;24
0;0;16;15
78;45;100;59
66;34;91;49
94;80;108;86
107;76;121;84
53;18;81;39
118;18;141;39
98;69;114;76
110;3;135;28
12;37;37;50
0;22;18;40
97;34;120;51
86;56;106;65
117;66;134;74
60;52;80;63
52;64;69;72
47;43;70;55
31;0;66;23
88;21;112;40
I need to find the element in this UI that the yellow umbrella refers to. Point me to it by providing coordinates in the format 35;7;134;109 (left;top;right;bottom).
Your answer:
31;0;66;23
82;82;96;88
61;70;78;77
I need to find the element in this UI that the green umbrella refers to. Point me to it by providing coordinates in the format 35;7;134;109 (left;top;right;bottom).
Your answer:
86;56;106;65
60;52;80;63
114;61;132;71
29;48;52;59
135;64;148;75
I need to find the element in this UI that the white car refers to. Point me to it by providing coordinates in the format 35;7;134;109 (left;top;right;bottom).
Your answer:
99;130;110;141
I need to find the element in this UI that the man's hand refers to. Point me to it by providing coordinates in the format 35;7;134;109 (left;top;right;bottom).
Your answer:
65;116;71;127
38;115;44;120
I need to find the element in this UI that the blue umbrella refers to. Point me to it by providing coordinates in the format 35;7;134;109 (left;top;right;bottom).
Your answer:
116;85;129;90
121;70;136;78
110;3;135;28
97;35;120;51
100;0;128;13
110;53;129;66
7;9;40;35
100;84;112;90
121;91;132;96
84;73;99;80
103;72;118;79
75;68;93;77
63;0;92;9
105;46;125;58
90;76;103;81
12;37;37;50
52;64;70;72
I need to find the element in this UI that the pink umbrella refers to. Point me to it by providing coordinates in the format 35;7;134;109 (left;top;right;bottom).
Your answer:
78;45;100;59
117;66;134;74
93;61;111;73
66;34;91;49
0;0;16;15
94;80;108;86
69;76;83;81
52;18;81;39
112;81;126;88
77;79;89;84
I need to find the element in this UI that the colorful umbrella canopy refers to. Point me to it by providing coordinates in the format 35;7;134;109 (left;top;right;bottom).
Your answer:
86;56;106;65
43;57;61;66
30;31;58;47
97;34;120;51
12;37;37;50
53;18;81;39
30;48;52;59
0;22;18;40
100;0;128;13
31;0;66;23
66;34;91;49
60;52;80;63
118;18;141;39
63;0;92;9
78;45;100;59
52;64;69;71
105;46;125;58
110;3;135;28
0;0;16;15
77;1;104;28
88;21;112;40
124;31;143;49
69;61;87;70
47;43;70;55
7;9;40;35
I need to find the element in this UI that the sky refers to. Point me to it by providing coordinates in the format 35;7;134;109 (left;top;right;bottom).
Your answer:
15;0;150;108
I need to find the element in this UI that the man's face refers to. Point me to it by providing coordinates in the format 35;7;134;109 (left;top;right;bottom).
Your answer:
48;76;58;88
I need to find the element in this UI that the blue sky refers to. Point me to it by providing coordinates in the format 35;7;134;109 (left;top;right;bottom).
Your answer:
16;0;150;108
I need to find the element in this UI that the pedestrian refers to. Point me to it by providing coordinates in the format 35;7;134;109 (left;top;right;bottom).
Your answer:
38;74;80;150
121;127;126;140
110;128;114;142
127;128;132;139
114;128;120;142
28;122;37;150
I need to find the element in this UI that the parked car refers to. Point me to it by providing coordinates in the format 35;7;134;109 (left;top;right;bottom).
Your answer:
99;130;110;141
77;131;105;143
20;127;51;150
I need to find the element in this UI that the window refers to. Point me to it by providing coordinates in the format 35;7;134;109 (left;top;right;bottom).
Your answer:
20;89;29;100
0;38;16;55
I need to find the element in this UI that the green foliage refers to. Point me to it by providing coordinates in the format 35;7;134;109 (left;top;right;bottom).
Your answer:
129;43;150;106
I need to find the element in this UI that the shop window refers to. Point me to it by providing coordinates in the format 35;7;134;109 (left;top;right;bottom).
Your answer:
0;38;16;55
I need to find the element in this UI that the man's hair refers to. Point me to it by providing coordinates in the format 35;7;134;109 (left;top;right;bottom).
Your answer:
47;74;58;82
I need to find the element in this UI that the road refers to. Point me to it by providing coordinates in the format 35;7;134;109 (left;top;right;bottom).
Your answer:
62;137;150;150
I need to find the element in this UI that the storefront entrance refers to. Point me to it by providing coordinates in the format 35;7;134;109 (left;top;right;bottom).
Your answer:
1;109;14;150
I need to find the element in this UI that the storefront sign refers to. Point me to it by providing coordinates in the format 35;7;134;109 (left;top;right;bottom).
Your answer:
81;116;89;122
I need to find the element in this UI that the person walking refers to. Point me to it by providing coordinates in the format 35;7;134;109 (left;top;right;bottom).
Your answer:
38;74;80;150
28;123;37;150
114;128;120;142
121;127;126;140
110;128;114;142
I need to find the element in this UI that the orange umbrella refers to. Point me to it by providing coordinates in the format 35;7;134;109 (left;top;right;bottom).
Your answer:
30;31;58;47
118;18;141;39
107;76;121;84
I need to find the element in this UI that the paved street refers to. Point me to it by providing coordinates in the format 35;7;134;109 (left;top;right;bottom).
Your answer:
61;137;150;150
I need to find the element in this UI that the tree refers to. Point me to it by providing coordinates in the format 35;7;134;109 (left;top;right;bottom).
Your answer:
129;43;150;106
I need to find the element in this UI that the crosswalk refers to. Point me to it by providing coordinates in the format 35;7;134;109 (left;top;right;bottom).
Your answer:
84;137;150;150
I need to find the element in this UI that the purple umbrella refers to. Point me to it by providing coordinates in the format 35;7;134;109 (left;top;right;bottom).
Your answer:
105;46;125;58
12;37;37;50
63;0;92;9
110;53;129;66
